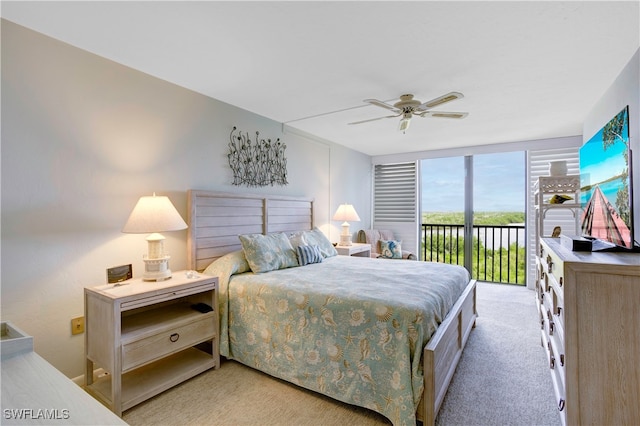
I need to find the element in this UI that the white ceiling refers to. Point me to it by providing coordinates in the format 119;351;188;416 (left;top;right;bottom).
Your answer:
2;1;639;156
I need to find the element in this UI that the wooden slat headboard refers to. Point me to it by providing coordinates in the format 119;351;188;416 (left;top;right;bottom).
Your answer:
187;190;314;271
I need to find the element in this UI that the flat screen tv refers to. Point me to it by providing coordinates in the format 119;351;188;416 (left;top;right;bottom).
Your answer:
579;106;635;250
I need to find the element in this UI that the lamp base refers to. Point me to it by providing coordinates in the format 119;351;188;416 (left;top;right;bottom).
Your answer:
339;222;353;246
339;234;353;246
142;255;172;281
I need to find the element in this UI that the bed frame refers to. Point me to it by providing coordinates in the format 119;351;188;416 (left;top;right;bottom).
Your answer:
186;190;477;425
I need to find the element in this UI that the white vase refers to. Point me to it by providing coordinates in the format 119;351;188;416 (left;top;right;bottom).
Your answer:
549;160;567;176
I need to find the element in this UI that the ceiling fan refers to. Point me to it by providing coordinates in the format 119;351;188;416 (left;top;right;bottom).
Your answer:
348;92;468;132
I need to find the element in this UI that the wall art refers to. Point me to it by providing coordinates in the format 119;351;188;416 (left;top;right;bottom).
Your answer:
228;126;288;187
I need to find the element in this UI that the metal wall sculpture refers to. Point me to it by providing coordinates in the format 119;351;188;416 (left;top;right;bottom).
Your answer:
228;126;288;187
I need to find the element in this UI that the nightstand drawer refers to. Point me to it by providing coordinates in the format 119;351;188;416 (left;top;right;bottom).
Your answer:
122;315;215;372
120;281;216;311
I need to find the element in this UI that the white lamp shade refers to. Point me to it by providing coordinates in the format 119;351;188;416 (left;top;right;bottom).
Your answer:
332;204;361;222
122;194;187;234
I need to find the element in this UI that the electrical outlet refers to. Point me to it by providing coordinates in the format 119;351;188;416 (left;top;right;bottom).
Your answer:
71;316;84;335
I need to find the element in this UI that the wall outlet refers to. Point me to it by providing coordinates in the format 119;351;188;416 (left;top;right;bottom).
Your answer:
71;316;84;335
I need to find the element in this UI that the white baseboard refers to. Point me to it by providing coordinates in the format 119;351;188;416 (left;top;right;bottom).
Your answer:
71;368;108;386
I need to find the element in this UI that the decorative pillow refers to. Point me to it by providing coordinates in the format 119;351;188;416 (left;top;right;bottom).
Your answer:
288;232;308;251
296;244;323;266
203;250;251;277
379;239;403;259
302;227;338;258
239;233;299;273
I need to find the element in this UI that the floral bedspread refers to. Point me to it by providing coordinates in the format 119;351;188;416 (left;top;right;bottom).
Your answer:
204;252;469;425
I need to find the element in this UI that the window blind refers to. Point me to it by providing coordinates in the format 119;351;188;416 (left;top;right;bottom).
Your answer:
373;162;417;222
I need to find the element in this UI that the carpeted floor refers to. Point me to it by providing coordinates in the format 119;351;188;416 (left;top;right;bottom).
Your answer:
123;282;561;426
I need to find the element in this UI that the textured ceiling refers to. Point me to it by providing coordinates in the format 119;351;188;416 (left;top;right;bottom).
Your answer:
2;1;639;156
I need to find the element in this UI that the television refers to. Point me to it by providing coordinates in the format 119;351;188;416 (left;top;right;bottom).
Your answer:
579;106;635;251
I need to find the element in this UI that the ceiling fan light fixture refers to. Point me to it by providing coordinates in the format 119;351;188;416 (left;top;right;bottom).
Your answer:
398;116;411;133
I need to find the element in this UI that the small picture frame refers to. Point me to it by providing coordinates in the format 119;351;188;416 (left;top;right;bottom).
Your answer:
107;264;133;284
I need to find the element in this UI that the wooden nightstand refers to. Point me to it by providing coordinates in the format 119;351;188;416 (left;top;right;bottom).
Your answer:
335;243;371;257
84;271;219;416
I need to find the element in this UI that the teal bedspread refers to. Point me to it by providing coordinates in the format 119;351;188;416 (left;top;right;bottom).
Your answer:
204;252;469;425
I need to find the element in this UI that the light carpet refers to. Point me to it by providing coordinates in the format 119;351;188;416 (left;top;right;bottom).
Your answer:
123;282;561;426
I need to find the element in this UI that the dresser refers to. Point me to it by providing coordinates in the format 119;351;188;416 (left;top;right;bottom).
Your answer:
535;238;640;425
1;321;126;425
84;272;219;416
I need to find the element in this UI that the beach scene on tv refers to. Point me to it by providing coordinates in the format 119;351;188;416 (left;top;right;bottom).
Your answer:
579;107;632;249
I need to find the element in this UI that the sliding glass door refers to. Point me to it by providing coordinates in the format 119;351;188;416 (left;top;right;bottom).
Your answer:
421;152;526;284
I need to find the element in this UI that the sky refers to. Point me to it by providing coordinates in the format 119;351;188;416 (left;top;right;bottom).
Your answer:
421;151;525;212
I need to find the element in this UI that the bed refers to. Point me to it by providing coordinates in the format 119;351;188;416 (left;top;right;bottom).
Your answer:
187;190;477;425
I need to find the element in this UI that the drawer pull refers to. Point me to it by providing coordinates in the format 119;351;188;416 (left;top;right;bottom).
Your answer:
169;333;180;343
549;321;554;335
550;356;555;369
556;306;562;316
558;399;565;412
546;255;553;273
560;354;565;366
559;277;563;287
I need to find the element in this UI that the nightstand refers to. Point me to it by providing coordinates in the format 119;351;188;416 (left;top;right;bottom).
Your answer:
335;243;371;257
84;271;219;416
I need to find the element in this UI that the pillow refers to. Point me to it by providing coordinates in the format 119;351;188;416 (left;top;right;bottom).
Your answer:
239;233;299;273
296;244;323;266
379;239;402;259
302;227;338;258
203;250;251;277
288;232;308;250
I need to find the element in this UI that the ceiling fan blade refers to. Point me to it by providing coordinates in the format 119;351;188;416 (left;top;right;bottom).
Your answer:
415;92;464;112
364;99;401;113
418;111;468;119
348;114;401;125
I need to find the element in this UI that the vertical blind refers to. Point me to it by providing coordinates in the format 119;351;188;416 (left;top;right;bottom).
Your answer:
373;162;417;222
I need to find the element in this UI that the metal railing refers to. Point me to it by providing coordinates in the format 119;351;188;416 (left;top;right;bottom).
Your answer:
421;223;526;285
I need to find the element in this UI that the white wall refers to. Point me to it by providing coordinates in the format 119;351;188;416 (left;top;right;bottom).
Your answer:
0;20;371;377
583;48;640;246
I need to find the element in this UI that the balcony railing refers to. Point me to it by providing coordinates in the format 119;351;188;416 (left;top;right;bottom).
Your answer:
421;223;526;285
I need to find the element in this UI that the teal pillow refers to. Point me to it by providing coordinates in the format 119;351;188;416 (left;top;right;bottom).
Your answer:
239;233;299;273
380;239;402;259
303;227;338;258
297;245;323;266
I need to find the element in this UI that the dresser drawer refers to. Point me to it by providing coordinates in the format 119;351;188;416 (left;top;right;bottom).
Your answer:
122;315;215;372
541;244;564;291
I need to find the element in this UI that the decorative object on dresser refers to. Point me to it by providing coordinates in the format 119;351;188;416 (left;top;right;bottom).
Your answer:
535;237;640;425
122;193;188;281
227;126;287;187
332;203;360;246
548;160;568;176
534;176;581;253
84;272;219;416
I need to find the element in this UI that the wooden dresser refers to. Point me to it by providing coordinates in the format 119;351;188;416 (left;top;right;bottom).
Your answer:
535;237;640;425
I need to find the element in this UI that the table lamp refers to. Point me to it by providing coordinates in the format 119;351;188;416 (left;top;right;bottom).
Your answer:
122;193;188;281
332;204;360;246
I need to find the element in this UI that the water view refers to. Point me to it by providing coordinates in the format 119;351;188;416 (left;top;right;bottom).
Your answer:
421;152;526;284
